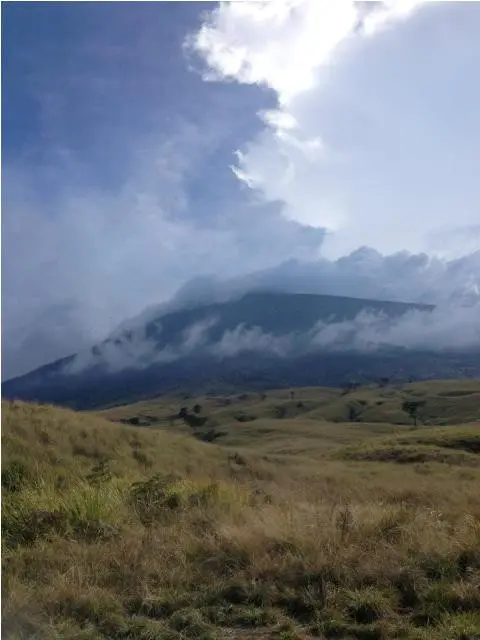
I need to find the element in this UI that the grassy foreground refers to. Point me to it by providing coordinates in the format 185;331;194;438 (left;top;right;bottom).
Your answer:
2;381;480;639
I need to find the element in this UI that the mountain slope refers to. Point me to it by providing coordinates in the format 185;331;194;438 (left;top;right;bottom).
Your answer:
3;291;479;410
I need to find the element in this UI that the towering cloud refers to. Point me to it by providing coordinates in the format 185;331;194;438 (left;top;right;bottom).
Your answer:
189;0;480;258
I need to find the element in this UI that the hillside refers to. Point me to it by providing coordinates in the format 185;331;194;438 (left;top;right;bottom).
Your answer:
4;291;480;410
3;379;480;639
99;378;480;433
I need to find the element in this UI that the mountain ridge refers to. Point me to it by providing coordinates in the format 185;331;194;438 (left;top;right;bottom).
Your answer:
4;290;479;410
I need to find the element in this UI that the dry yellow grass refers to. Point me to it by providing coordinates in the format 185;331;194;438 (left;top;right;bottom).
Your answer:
2;382;480;639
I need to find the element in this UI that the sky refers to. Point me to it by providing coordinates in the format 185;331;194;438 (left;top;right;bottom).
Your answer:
2;0;480;379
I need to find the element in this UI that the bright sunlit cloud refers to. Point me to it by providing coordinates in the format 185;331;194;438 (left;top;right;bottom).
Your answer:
190;0;480;258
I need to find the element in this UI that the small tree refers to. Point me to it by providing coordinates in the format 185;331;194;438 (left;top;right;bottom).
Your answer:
275;406;287;419
178;407;188;419
342;381;360;395
402;400;425;426
347;403;361;422
193;404;202;415
184;414;207;428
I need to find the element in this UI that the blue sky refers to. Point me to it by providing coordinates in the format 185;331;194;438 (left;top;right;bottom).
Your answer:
2;2;268;200
2;1;480;378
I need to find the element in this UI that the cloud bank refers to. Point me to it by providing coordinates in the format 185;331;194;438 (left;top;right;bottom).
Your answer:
112;248;480;336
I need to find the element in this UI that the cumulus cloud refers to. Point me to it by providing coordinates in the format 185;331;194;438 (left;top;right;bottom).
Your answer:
189;0;480;257
153;248;480;309
189;0;358;106
190;0;426;107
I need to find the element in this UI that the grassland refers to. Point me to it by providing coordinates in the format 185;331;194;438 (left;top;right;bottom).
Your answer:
2;379;480;639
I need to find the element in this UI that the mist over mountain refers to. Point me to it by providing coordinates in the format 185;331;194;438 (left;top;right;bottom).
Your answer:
112;249;480;333
3;290;479;410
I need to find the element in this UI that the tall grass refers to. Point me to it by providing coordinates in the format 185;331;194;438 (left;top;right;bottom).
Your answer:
2;396;480;639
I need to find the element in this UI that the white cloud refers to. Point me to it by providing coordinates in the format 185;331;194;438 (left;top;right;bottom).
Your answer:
182;317;219;351
190;0;359;106
190;1;480;258
2;123;324;380
309;303;480;353
168;248;480;308
209;323;292;359
360;0;428;36
190;0;427;106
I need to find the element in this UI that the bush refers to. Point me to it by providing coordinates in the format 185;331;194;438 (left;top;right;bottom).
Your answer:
343;587;393;624
195;429;226;443
183;414;208;428
129;474;223;525
130;474;182;524
2;508;69;548
85;460;112;486
274;406;287;419
2;460;30;493
234;413;256;423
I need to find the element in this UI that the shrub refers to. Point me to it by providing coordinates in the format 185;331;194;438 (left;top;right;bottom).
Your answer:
183;413;208;428
129;474;224;525
3;507;69;548
2;460;30;493
85;459;112;486
234;413;256;423
169;608;214;638
129;474;182;524
274;406;287;419
343;587;393;624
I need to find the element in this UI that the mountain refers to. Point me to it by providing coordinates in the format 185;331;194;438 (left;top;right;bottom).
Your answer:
3;291;479;409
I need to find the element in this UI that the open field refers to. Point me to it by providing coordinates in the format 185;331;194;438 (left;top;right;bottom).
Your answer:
99;379;480;456
2;379;480;639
